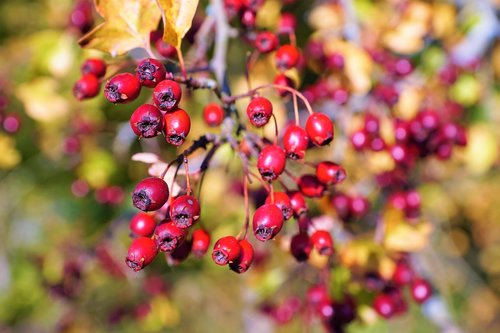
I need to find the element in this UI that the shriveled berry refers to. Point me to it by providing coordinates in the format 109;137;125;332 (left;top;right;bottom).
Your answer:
73;74;100;100
153;79;182;111
252;204;284;241
254;31;278;53
306;113;334;146
265;191;293;220
154;221;186;252
163;108;191;146
316;162;346;185
257;145;286;182
104;73;141;104
191;229;211;258
170;195;200;229
136;58;166;88
81;58;106;78
212;236;241;265
246;97;273;128
290;232;311;262
287;191;308;217
283;125;309;160
310;230;334;255
373;294;395;319
132;177;169;211
275;45;300;71
130;104;164;138
125;237;158;272
298;174;326;198
203;103;225;127
229;239;254;273
129;212;156;237
411;279;432;304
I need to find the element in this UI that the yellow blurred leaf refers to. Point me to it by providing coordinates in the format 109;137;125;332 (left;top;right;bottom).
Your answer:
308;3;344;31
432;3;456;39
383;208;432;252
157;0;199;49
79;0;161;56
464;124;498;175
143;295;180;330
0;134;21;169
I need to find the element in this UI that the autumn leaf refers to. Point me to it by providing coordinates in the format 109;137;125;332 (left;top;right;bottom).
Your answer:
382;208;432;252
157;0;199;49
79;0;161;56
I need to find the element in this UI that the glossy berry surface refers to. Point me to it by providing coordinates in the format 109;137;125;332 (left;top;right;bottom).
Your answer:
306;113;334;146
153;79;182;111
169;195;201;229
130;104;164;138
154;221;186;252
104;73;141;104
73;74;100;100
310;230;334;255
287;191;308;217
246;96;273;128
136;58;166;88
129;212;156;237
203;103;225;127
81;58;106;78
132;177;169;211
163;108;191;146
212;236;241;265
290;233;311;262
275;45;300;71
125;237;158;272
252;204;284;241
229;239;254;273
283;125;309;160
316;162;346;185
191;229;211;258
298;174;326;198
257;145;286;182
265;191;293;220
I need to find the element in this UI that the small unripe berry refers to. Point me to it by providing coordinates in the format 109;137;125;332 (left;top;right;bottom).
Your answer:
169;195;201;229
191;229;211;258
125;237;158;272
306;113;334;146
132;177;169;211
81;58;106;78
154;221;186;252
136;58;166;88
229;239;254;273
252;204;284;241
246;97;273;128
153;79;182;111
129;212;156;237
130;104;164;138
203;103;225;127
104;73;141;104
73;74;100;100
163;108;191;146
212;236;241;265
257;145;286;182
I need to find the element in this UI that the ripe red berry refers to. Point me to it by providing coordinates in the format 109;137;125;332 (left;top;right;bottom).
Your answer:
104;73;141;104
132;177;169;211
203;103;225;127
154;221;186;252
212;236;241;265
283;125;309;160
310;230;334;255
240;9;256;29
350;195;370;218
287;191;308;217
130;104;164;138
278;12;297;33
224;0;243;17
275;45;300;71
129;212;156;237
169;195;201;229
254;31;278;53
306;113;334;146
153;79;182;111
265;191;293;220
155;39;177;58
326;52;345;70
316;162;347;185
298;174;326;198
136;58;166;88
257;145;286;182
307;284;331;308
252;203;284;241
246;97;273;128
229;239;254;273
411;279;432;304
73;74;100;100
332;193;351;221
167;239;192;264
351;130;369;150
125;237;158;272
290;232;312;262
373;294;395;319
163;108;191;146
191;229;211;258
2;114;21;134
392;261;414;286
273;74;295;96
81;58;106;78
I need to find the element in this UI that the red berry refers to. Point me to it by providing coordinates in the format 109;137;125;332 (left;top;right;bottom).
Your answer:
153;79;182;111
129;212;156;237
364;114;380;135
69;0;94;34
73;74;100;100
290;232;311;262
130;104;164;138
265;191;293;220
307;284;331;308
154;221;186;252
257;145;286;182
350;196;370;218
254;31;278;53
169;195;201;229
326;52;345;70
275;45;300;71
373;294;395;319
104;73;141;104
332;193;351;221
155;39;177;58
252;204;284;241
191;229;211;258
392;261;414;286
246;96;273;128
316;162;346;185
163;108;191;146
2;114;21;134
203;103;225;127
224;0;243;17
132;177;169;211
273;74;295;96
136;58;166;88
229;239;254;273
278;12;297;33
306;113;334;146
81;58;106;78
298;174;326;198
351;130;368;150
240;9;256;29
125;237;158;272
287;191;308;217
310;230;334;255
168;239;192;263
316;300;335;321
283;125;309;160
411;279;432;304
369;136;386;152
212;236;241;265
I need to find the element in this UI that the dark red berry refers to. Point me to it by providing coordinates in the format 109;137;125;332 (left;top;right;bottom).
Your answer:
283;125;309;160
257;145;286;182
125;237;158;272
155;39;177;58
130;104;164;138
229;239;254;273
373;294;395;319
273;74;295;96
203;103;225;127
240;9;256;29
136;58;166;88
290;232;311;262
326;52;345;70
212;236;241;265
104;73;141;104
129;212;156;237
316;162;346;185
332;193;351;221
411;279;432;304
306;113;334;146
132;177;169;211
191;229;211;258
224;0;243;17
163;108;191;146
287;191;308;217
247;97;273;128
169;195;201;229
297;215;311;233
392;261;414;286
73;74;100;100
307;284;331;308
154;221;186;252
81;58;106;78
265;192;293;220
275;45;300;71
364;114;380;135
252;204;284;241
69;0;94;34
317;300;335;321
278;12;297;33
153;79;182;111
350;196;370;218
255;31;278;53
168;239;192;263
298;174;326;198
369;136;386;152
310;230;334;255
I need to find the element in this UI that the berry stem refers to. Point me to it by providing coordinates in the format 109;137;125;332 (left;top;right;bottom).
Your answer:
271;113;279;145
248;170;271;192
176;47;188;79
293;92;300;126
242;175;250;239
183;155;191;195
270;183;275;204
289;32;297;47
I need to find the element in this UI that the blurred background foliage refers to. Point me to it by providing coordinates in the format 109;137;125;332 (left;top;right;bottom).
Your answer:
0;0;499;333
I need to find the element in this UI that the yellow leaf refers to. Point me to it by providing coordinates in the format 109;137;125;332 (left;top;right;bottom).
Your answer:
464;124;498;175
79;0;161;56
157;0;200;49
383;208;432;252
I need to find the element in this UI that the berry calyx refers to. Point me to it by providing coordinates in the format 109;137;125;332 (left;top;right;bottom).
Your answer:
135;58;166;88
130;104;164;138
306;113;334;146
315;162;347;185
153;79;182;111
283;125;309;160
81;58;106;78
252;203;284;241
310;230;334;255
265;191;293;220
73;74;100;100
191;229;211;258
275;45;300;71
246;96;273;128
129;212;156;237
154;221;186;252
163;108;191;146
212;236;241;265
257;145;286;182
169;195;201;229
229;239;254;273
104;73;141;104
125;237;158;272
132;177;169;211
203;103;225;127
